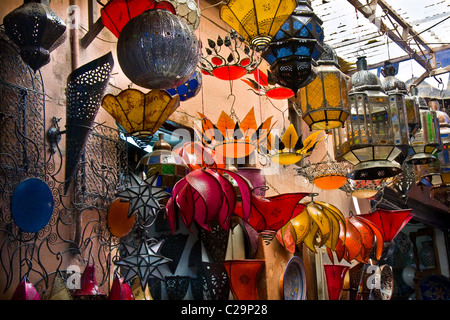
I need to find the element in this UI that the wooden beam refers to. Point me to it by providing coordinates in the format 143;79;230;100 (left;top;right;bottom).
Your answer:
348;0;433;71
80;17;105;49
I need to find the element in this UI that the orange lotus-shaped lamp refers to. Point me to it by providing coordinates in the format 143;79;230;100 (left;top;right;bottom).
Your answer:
195;107;273;159
173;141;226;172
327;214;384;264
102;89;180;139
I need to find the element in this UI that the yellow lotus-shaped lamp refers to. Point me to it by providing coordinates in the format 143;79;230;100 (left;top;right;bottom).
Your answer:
195;107;273;159
268;124;325;165
102;88;180;138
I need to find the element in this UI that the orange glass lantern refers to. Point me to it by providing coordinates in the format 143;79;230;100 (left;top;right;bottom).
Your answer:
223;259;265;300
107;198;136;238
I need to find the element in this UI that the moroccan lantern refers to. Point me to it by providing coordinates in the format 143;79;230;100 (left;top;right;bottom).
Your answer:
137;133;188;190
340;177;394;199
297;44;350;131
11;277;41;300
242;68;295;100
73;265;107;300
262;0;325;95
267;124;324;166
194;108;273;159
117;7;199;90
406;87;442;165
65;52;114;194
332;56;409;181
219;0;297;49
3;0;66;72
404;86;422;137
102;89;180;140
101;0;201;38
359;208;413;243
108;275;134;300
200;30;263;81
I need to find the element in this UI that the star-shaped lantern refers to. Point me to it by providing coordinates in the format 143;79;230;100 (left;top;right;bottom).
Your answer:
114;238;172;291
117;173;170;226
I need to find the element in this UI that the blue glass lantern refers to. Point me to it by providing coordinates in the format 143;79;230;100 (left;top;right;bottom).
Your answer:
262;0;324;95
167;69;202;101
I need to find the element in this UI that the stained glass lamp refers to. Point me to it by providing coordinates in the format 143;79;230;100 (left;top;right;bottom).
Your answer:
406;87;442;165
332;56;409;181
102;89;180;140
117;7;198;89
137;133;188;190
200;30;262;81
3;0;66;72
219;0;297;49
297;44;349;131
101;0;200;38
167;69;202;102
242;68;295;100
340;177;394;199
262;0;325;95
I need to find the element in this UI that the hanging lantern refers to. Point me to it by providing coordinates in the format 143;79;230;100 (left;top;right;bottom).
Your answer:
359;209;413;243
3;0;66;72
194;108;273;159
323;264;349;300
73;265;107;300
404;86;422;138
390;162;416;199
117;7;198;90
101;0;200;38
262;0;325;95
200;30;263;81
108;275;134;300
65;52;114;194
242;68;295;100
406;87;442;165
297;44;350;131
102;89;180;140
266;124;325;166
11;277;41;300
167;69;202;102
340;177;394;199
137;133;188;190
332;56;409;181
219;0;297;49
222;259;265;300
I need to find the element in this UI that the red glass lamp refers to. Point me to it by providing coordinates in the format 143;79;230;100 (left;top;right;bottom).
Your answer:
11;277;41;300
223;259;265;300
324;264;349;300
358;209;413;242
73;265;106;300
242;69;295;100
108;275;134;300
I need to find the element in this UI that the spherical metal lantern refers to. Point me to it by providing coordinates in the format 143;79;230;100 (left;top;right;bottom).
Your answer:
117;8;199;90
3;0;66;72
333;56;409;180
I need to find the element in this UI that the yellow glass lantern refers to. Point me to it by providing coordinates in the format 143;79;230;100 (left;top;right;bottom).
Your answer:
298;44;350;131
332;57;409;181
102;89;180;139
219;0;297;49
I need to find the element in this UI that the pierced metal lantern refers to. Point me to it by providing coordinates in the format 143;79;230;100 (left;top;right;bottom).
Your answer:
340;177;394;199
333;56;409;181
102;89;180;139
65;52;114;194
200;30;262;81
117;8;199;90
262;0;324;95
101;0;201;38
404;86;422;138
297;44;349;131
219;0;297;49
406;87;442;165
3;0;66;72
